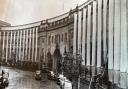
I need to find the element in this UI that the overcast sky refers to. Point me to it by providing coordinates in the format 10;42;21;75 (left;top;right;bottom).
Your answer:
0;0;87;25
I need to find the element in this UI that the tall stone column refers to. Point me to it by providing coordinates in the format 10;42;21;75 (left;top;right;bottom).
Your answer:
0;32;1;56
82;8;87;66
114;70;120;84
19;30;22;61
114;0;121;70
0;32;1;61
73;13;77;55
13;31;16;62
108;0;114;69
78;11;82;54
10;31;12;58
120;73;127;88
92;1;96;66
29;29;32;61
6;32;9;62
120;0;127;72
86;5;91;66
2;32;5;61
32;28;35;62
0;32;2;47
22;30;25;61
25;30;28;61
0;32;2;56
97;0;102;67
13;31;16;52
103;0;107;62
108;70;114;83
35;27;38;62
16;31;19;61
0;32;1;57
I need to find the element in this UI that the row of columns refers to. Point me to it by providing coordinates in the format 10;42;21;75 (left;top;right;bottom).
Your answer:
108;0;128;73
73;0;128;73
0;27;38;63
73;1;100;67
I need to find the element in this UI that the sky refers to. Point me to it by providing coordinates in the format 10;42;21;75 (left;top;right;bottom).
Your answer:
0;0;87;25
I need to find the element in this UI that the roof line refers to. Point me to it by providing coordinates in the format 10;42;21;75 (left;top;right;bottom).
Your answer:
1;0;93;27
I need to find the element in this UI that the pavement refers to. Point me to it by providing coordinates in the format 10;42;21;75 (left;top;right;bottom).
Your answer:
0;66;60;89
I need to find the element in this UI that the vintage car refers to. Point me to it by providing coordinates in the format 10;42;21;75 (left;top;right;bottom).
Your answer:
58;74;72;89
35;70;42;80
0;69;9;88
3;72;9;86
2;69;9;87
0;75;5;89
47;71;58;80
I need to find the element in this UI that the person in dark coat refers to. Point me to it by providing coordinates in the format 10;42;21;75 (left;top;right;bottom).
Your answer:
2;70;4;76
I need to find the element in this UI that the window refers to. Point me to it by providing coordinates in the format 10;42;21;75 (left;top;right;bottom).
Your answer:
58;35;60;43
65;32;67;42
48;36;51;45
61;34;63;42
52;36;54;43
42;38;45;43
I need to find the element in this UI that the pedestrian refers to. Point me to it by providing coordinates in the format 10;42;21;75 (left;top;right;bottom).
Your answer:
2;70;4;76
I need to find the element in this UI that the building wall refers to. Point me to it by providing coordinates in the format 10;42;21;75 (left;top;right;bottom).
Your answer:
0;12;74;70
0;0;128;75
71;0;128;73
0;20;11;27
0;26;39;63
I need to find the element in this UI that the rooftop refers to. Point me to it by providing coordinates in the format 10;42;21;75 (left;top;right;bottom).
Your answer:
0;20;11;27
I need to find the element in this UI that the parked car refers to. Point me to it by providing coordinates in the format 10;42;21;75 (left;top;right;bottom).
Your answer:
47;71;58;80
2;69;9;87
56;77;61;85
35;70;42;80
0;69;10;88
58;74;72;89
3;73;9;86
0;75;5;89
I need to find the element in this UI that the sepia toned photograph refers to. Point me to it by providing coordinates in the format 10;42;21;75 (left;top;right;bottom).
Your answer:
0;0;127;89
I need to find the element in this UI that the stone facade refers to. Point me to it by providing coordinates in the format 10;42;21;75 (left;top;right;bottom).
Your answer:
0;1;128;88
0;12;74;71
0;20;11;27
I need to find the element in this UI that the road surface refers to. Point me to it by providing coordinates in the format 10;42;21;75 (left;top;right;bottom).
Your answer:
0;66;60;89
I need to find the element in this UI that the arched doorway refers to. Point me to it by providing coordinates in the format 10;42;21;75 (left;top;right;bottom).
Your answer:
47;51;52;70
53;44;62;74
38;48;45;69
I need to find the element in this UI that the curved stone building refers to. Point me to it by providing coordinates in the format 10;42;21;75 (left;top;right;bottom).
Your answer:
0;20;11;27
0;0;128;88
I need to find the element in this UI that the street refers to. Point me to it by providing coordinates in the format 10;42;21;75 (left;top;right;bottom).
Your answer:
0;66;60;89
